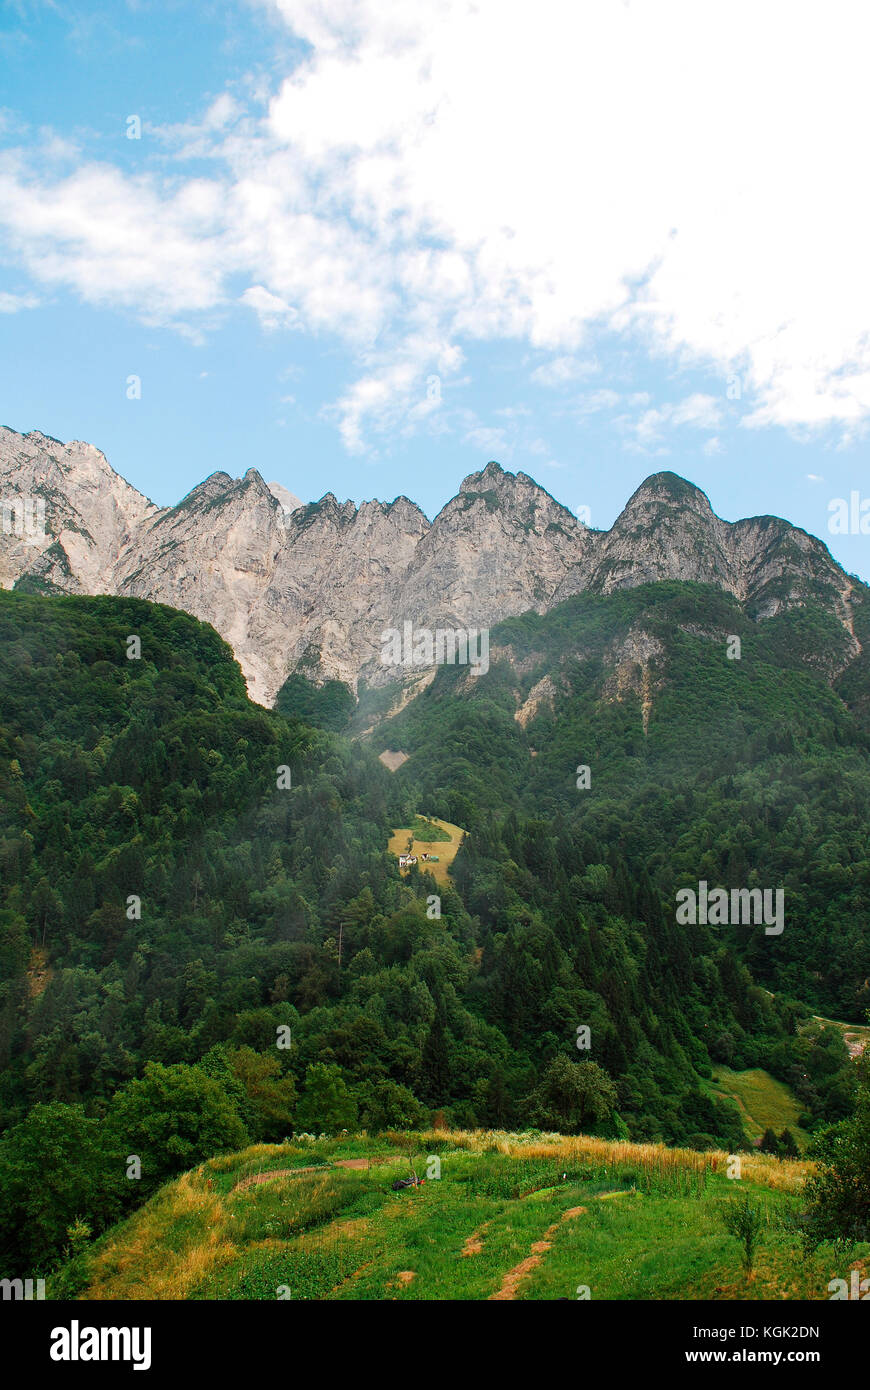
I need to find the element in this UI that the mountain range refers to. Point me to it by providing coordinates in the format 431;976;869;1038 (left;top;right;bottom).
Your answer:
0;425;863;707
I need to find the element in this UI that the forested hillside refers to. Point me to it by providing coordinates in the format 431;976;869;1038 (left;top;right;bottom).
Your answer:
371;582;870;1020
0;587;861;1272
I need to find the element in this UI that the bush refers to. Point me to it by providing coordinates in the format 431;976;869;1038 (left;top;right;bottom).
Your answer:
524;1057;618;1135
801;1064;870;1248
107;1062;249;1195
0;1104;123;1273
719;1196;766;1276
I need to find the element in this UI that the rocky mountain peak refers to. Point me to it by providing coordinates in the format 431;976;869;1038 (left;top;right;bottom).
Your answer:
0;426;863;705
621;470;716;516
177;472;235;506
268;482;303;516
458;459;508;492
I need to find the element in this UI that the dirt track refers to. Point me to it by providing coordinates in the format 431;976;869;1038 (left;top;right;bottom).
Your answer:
232;1156;392;1192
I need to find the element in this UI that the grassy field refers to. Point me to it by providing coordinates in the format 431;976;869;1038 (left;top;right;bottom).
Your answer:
50;1130;868;1303
393;816;452;843
387;817;465;886
702;1067;809;1148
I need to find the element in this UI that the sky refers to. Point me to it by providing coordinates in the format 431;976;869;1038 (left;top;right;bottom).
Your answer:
1;0;870;579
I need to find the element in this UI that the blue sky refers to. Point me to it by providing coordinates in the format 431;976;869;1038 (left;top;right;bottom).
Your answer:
2;0;870;580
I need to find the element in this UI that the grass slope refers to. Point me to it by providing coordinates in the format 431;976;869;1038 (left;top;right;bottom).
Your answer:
387;817;465;886
703;1068;809;1147
51;1131;868;1303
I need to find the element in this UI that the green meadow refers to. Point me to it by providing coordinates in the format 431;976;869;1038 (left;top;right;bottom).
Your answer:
702;1068;809;1147
50;1130;868;1303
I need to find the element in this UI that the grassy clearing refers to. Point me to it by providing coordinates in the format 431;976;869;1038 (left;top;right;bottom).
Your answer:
50;1128;862;1303
392;816;452;843
702;1067;809;1147
387;817;465;885
520;1186;860;1301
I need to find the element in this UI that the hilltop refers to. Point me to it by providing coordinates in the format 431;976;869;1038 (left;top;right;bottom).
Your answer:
49;1128;866;1302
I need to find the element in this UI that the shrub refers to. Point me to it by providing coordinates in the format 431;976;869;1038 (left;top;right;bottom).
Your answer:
719;1197;766;1275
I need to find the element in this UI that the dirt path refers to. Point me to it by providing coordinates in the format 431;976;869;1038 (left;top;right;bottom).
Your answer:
488;1207;586;1301
461;1222;490;1257
232;1156;392;1192
811;1014;870;1059
486;1192;635;1301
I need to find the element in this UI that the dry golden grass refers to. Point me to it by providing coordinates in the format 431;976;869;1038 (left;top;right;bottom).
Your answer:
26;945;51;998
387;817;465;885
85;1170;240;1301
415;1128;811;1193
206;1143;288;1174
739;1151;812;1192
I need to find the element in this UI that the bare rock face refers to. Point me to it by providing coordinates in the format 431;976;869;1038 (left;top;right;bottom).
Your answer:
267;482;302;518
555;470;857;620
114;479;430;705
0;429;863;705
600;626;666;736
116;468;288;705
574;472;735;595
265;493;431;698
0;427;158;593
392;462;592;621
515;674;558;728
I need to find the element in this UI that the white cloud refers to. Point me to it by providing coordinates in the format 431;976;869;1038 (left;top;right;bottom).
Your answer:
531;355;599;388
240;284;300;329
573;388;621;417
0;148;229;321
325;334;463;451
0;289;39;312
3;0;870;448
671;394;722;430
463;424;508;455
626;393;722;449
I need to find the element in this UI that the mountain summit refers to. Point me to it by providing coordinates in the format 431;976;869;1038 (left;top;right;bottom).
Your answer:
0;427;862;704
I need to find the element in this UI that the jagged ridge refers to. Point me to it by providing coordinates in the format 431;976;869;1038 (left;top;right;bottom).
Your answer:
0;430;862;705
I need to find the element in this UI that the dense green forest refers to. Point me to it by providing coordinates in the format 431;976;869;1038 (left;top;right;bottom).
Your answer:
0;586;864;1272
369;583;870;1019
